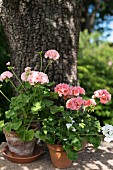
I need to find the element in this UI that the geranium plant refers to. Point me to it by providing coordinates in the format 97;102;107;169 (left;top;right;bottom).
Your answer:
0;50;62;141
36;83;111;160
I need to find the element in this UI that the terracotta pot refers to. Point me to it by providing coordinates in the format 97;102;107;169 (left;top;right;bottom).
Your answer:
47;144;72;169
3;130;37;157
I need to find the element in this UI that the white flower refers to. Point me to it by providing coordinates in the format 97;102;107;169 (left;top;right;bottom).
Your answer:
63;139;67;141
72;120;75;124
72;127;76;132
66;123;72;129
102;124;113;135
6;62;10;66
104;134;113;142
102;124;113;142
69;116;73;121
69;116;75;124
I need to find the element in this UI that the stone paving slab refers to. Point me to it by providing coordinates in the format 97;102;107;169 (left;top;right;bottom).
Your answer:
0;141;113;170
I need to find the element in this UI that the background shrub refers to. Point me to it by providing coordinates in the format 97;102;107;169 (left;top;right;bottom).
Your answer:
78;30;113;125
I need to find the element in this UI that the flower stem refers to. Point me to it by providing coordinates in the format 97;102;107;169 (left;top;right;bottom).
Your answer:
39;52;43;72
11;69;26;92
44;60;53;73
81;133;102;136
9;79;17;90
0;90;11;102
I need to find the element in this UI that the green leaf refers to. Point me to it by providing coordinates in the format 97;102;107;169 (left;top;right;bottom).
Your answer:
72;138;82;151
67;150;78;161
5;110;15;119
35;131;40;138
79;123;85;128
43;130;47;134
50;105;64;114
12;121;22;130
49;92;58;99
4;122;13;132
0;120;4;131
17;128;34;141
41;99;54;108
25;130;34;141
17;127;26;140
31;101;42;113
88;136;101;148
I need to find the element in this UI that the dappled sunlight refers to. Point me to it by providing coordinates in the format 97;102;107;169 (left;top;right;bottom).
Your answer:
0;142;113;169
72;142;113;170
22;166;30;170
1;167;6;170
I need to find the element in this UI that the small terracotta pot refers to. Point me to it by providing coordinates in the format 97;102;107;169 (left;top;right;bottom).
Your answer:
47;144;72;169
3;130;36;157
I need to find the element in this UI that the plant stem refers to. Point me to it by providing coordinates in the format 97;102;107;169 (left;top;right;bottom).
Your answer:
0;90;11;102
81;133;102;136
27;115;34;130
44;60;53;73
12;69;26;92
40;53;43;72
9;79;17;91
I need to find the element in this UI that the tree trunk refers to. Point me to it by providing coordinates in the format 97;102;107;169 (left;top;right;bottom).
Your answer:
1;0;81;85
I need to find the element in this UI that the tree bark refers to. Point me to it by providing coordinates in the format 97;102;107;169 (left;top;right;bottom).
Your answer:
1;0;81;85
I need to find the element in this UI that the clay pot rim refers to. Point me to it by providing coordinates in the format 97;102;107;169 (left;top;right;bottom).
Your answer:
3;129;18;136
47;143;64;152
3;129;36;142
47;143;63;147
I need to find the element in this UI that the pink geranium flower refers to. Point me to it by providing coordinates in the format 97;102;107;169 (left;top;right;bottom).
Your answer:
21;67;32;82
0;71;13;81
100;96;110;104
84;99;96;107
21;72;28;82
72;86;85;96
27;71;49;85
24;67;31;72
93;89;111;104
45;50;60;60
66;97;84;110
54;83;70;97
39;72;49;84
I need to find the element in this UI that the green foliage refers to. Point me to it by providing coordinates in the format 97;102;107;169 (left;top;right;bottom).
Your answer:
37;108;102;161
78;30;113;124
1;81;58;141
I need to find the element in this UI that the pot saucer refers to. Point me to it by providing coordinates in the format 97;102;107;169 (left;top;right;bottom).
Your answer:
3;144;45;163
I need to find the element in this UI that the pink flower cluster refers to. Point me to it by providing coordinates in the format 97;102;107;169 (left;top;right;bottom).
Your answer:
84;99;96;107
55;83;111;111
66;97;84;110
45;50;60;61
54;83;85;99
54;83;70;97
70;86;85;96
93;89;111;104
66;97;96;111
21;67;49;85
0;71;13;81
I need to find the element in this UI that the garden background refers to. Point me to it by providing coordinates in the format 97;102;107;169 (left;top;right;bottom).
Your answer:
0;0;113;142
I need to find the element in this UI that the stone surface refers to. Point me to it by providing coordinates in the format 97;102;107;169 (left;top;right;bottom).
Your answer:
0;141;113;170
